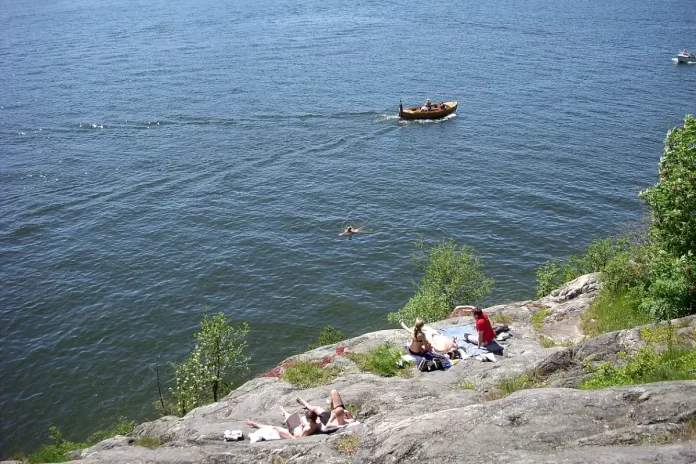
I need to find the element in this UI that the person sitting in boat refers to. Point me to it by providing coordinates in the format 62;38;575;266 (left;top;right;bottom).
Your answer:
421;99;432;111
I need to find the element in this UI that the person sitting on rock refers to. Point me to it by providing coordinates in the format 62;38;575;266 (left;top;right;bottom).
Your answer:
245;409;321;439
401;317;458;357
401;317;432;355
453;305;504;355
295;389;355;427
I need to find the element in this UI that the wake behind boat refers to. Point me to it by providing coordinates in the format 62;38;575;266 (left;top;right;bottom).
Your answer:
399;100;457;120
676;49;695;64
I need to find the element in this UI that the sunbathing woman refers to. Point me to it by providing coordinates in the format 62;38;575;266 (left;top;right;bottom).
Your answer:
245;409;321;439
295;389;355;428
400;317;432;355
401;317;458;357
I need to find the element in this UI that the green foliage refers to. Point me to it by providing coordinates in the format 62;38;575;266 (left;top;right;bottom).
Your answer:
282;361;342;388
28;427;83;463
639;253;696;320
640;115;696;258
171;313;250;415
581;289;654;337
579;346;696;390
347;345;412;378
388;238;493;325
487;374;541;400
535;259;579;298
530;309;549;332
535;238;630;298
458;381;476;390
27;417;136;464
308;325;345;350
136;436;162;448
638;115;696;318
490;313;513;325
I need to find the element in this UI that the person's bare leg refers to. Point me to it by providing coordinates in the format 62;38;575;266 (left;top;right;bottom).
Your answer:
329;389;344;410
296;396;325;415
272;426;294;439
326;407;346;427
245;420;263;428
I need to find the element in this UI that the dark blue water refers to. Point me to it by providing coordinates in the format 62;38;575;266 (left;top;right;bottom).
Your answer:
1;0;695;455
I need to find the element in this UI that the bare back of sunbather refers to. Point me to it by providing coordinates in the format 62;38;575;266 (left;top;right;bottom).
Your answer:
423;328;458;353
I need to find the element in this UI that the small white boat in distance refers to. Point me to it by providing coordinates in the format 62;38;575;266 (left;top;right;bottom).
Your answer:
676;49;695;63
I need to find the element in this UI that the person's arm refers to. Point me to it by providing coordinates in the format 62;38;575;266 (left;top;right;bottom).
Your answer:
477;330;483;349
454;305;479;314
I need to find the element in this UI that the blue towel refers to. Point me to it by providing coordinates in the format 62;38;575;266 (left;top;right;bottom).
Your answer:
404;346;452;369
439;325;491;357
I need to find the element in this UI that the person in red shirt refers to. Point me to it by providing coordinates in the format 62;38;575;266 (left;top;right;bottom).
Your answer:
454;305;504;355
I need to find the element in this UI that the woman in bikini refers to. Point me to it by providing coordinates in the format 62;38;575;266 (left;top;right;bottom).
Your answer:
294;389;355;428
400;317;432;355
245;409;321;439
401;317;459;357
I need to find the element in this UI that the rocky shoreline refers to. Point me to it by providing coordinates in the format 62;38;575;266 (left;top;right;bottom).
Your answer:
15;274;696;463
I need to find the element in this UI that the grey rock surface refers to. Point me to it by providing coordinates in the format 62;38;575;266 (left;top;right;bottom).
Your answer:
64;275;696;463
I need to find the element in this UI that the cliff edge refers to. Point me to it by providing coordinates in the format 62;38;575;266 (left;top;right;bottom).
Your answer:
55;275;696;463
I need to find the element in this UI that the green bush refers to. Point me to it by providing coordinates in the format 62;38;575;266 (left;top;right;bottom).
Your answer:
535;238;630;298
170;313;250;415
27;417;136;464
347;345;411;378
535;259;579;298
388;238;493;325
27;427;83;463
579;346;696;390
581;288;653;337
282;361;341;388
640;253;696;320
638;115;696;317
308;325;345;350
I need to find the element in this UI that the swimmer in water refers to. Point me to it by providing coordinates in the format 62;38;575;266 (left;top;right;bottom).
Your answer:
339;225;364;237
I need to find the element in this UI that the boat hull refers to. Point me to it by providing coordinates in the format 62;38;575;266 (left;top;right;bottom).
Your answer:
677;54;695;63
399;101;457;120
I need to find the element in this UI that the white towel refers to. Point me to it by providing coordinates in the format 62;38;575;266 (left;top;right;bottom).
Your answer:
249;427;281;443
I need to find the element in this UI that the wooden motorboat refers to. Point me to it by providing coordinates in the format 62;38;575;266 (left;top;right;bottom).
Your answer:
399;100;457;120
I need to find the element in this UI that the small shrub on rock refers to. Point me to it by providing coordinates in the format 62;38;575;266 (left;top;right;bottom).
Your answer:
579;347;696;390
348;345;412;378
282;361;342;388
388;238;493;325
308;325;345;350
136;436;162;448
530;309;549;332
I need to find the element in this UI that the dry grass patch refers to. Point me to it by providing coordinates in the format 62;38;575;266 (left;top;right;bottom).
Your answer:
334;435;360;455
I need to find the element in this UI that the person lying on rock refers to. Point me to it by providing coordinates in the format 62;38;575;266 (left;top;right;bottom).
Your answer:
453;305;504;355
401;317;459;357
245;409;321;439
295;389;356;427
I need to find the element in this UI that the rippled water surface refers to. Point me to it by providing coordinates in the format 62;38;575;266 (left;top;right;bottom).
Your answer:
1;0;695;454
